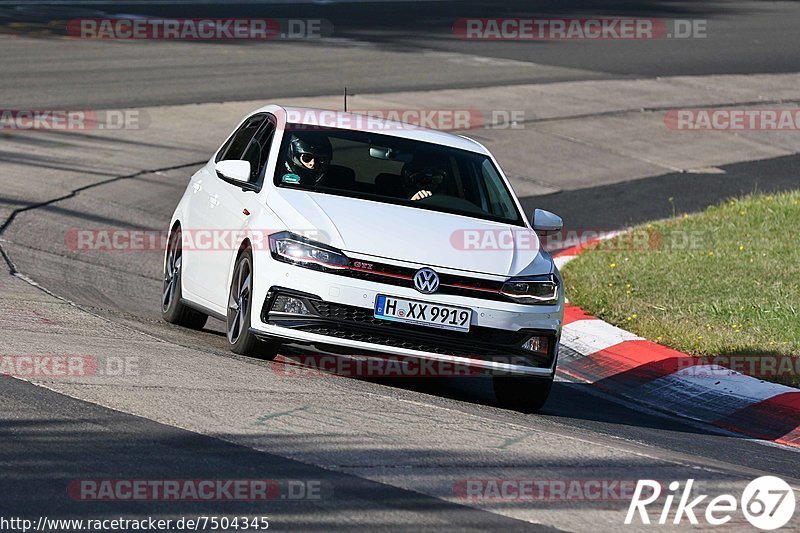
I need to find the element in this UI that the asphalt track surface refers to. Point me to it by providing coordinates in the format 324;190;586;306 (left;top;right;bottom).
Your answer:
1;1;800;531
2;0;800;108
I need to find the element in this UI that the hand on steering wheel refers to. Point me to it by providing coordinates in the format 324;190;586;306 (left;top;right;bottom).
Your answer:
410;190;432;201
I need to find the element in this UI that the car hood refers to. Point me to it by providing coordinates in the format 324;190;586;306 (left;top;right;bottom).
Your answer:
267;188;551;277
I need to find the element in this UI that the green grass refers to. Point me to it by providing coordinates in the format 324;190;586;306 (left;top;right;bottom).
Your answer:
561;191;800;386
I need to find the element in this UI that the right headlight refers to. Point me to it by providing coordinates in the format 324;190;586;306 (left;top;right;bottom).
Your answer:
501;274;559;305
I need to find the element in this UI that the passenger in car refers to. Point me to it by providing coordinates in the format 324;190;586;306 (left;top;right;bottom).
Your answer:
401;156;448;201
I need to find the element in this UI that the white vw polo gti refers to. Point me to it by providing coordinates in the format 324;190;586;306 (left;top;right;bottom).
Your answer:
163;105;565;411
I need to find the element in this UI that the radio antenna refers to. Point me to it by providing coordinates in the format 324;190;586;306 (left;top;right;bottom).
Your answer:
343;87;348;112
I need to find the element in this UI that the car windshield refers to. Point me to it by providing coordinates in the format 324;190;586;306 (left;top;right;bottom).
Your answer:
273;125;524;225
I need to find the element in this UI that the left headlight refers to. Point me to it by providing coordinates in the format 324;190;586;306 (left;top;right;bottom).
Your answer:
501;273;559;305
268;231;350;272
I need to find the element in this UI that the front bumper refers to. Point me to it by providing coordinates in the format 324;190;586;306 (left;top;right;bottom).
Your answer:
250;262;563;376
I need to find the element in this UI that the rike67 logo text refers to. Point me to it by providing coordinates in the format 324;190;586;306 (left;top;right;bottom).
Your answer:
626;477;795;530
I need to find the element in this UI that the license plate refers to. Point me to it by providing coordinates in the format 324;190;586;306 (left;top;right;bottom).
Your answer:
374;295;472;332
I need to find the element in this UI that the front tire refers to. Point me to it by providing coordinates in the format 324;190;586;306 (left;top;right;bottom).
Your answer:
227;248;280;359
493;375;553;413
162;228;208;330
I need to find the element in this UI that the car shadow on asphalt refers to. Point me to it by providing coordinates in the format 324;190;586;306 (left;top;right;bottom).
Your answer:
271;349;737;439
271;352;800;478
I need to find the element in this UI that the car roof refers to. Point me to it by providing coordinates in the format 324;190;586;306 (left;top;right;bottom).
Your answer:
255;104;491;155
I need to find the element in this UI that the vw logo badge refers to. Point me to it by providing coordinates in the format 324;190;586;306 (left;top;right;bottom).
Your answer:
413;268;440;294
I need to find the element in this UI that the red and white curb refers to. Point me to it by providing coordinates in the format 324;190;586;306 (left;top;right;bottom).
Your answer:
553;240;800;448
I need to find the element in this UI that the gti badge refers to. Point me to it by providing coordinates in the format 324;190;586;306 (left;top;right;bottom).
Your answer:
413;268;440;294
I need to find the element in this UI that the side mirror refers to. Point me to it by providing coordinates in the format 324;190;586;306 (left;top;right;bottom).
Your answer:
532;209;563;234
215;160;251;184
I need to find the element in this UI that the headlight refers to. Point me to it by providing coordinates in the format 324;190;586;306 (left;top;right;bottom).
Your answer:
269;232;349;271
501;274;559;305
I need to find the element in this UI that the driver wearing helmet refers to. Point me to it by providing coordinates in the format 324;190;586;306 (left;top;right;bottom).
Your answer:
283;133;333;186
402;155;447;201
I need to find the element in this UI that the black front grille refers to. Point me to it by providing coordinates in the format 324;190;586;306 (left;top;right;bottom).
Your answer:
261;289;555;368
312;301;383;325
